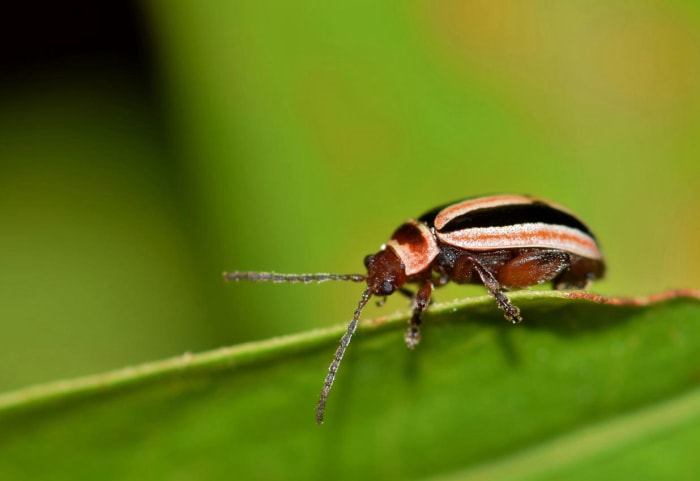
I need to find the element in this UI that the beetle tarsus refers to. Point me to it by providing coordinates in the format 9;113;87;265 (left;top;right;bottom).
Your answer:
489;286;522;323
405;308;423;349
503;302;522;323
404;324;421;349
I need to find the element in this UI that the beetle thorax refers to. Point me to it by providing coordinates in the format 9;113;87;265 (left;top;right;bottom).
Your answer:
384;220;440;276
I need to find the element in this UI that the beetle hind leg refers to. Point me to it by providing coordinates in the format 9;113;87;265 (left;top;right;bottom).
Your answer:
553;256;604;290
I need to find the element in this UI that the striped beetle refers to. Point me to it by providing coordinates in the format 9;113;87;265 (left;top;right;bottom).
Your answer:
224;194;605;423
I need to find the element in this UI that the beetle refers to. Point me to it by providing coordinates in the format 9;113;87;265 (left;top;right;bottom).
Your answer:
224;194;605;424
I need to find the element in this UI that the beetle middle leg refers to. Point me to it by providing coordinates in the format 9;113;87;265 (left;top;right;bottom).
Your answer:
468;257;523;323
405;280;433;349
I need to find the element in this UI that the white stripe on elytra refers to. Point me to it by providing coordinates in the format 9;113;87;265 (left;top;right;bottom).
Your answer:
437;223;602;260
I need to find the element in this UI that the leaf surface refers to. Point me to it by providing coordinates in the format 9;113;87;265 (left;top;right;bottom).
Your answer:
1;291;699;481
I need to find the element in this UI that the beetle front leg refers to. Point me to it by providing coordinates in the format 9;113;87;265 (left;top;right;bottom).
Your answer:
405;280;433;349
469;257;523;323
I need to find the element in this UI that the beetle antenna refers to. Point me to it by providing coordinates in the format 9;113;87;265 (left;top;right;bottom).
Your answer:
316;286;372;425
223;271;367;284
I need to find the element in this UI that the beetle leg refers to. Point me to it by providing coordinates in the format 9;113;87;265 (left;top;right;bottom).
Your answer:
401;286;433;308
435;273;450;287
432;264;451;287
398;287;415;299
497;249;571;289
469;257;523;323
405;280;433;349
553;256;605;290
375;296;388;307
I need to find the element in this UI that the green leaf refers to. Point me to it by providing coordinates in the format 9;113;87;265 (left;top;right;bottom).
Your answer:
1;291;699;480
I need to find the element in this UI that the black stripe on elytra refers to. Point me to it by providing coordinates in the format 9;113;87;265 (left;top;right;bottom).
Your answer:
437;201;596;239
417;204;446;228
417;194;500;228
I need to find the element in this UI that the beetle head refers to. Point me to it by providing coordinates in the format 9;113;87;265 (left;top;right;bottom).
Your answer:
364;249;407;296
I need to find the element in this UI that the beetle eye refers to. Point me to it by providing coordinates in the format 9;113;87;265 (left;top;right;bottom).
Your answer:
364;254;374;269
381;280;395;295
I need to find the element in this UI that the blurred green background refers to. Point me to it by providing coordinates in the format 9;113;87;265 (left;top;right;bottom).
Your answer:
1;0;699;399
